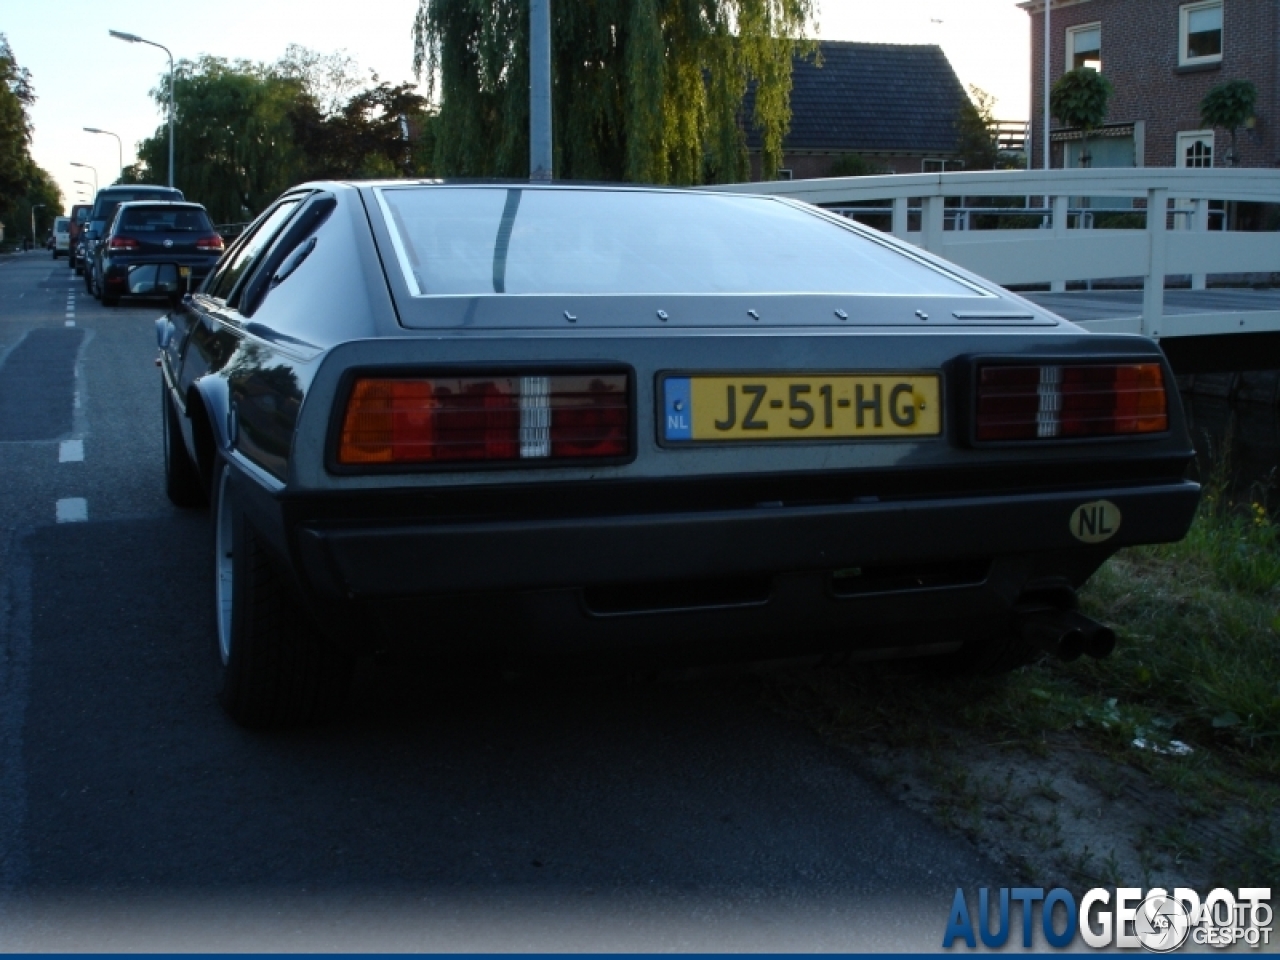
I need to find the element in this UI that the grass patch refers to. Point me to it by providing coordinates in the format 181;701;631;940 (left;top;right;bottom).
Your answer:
769;467;1279;886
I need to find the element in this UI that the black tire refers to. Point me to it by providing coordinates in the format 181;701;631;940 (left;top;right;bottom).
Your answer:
85;266;95;297
162;381;206;508
213;460;353;728
102;292;119;307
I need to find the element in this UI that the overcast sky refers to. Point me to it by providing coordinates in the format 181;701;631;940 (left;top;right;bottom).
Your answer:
5;0;1030;214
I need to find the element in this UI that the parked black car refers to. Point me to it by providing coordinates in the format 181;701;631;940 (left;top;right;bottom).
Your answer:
91;201;223;307
83;184;184;297
158;181;1199;729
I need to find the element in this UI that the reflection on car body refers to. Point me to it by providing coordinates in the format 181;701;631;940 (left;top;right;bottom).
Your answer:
157;181;1199;728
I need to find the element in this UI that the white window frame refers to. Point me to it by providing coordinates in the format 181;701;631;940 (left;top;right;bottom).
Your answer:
1179;1;1223;67
1176;129;1215;168
1065;22;1103;73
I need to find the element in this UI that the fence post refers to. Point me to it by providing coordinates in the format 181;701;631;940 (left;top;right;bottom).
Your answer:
1142;188;1168;338
1190;197;1208;291
921;195;944;254
1050;194;1068;293
892;197;909;239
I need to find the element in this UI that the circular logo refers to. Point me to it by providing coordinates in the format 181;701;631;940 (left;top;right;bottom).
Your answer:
1136;893;1191;953
163;238;174;248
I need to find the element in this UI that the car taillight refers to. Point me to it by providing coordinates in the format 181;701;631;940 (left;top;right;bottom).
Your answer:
108;236;138;250
196;234;224;252
975;362;1168;442
338;373;630;465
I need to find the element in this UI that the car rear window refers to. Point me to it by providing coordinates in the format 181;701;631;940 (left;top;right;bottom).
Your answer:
54;218;70;231
91;188;183;223
375;186;980;298
119;207;213;232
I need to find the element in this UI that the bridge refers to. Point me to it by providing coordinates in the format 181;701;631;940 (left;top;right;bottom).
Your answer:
719;168;1280;373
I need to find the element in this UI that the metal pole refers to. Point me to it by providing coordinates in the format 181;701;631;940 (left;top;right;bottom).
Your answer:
85;128;124;183
109;31;175;188
529;0;553;181
1043;0;1051;170
71;162;98;194
31;203;44;248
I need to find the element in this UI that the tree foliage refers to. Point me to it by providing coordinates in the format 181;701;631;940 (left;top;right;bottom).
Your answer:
955;85;999;172
412;0;816;183
0;34;62;243
1050;67;1113;167
1200;79;1257;165
126;48;434;223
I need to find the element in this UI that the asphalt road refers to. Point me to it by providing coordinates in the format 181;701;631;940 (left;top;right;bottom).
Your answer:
0;251;1001;951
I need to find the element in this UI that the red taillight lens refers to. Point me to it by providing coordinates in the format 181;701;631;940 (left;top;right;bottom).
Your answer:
108;236;138;250
196;234;225;252
338;373;629;465
976;362;1168;442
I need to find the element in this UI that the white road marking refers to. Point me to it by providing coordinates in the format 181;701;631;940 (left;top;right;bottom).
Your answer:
59;440;84;462
55;498;88;523
65;321;75;327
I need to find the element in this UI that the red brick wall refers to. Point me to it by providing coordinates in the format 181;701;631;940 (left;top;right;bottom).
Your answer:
1026;0;1277;168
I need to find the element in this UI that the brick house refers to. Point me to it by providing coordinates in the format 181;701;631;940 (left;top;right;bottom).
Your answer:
747;41;970;180
1020;0;1278;169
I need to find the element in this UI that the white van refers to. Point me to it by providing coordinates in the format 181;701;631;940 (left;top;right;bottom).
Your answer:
52;216;70;258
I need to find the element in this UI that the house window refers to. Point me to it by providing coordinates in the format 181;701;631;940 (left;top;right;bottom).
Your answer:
922;158;963;173
1180;1;1223;66
1176;130;1214;167
1066;23;1102;72
776;168;794;181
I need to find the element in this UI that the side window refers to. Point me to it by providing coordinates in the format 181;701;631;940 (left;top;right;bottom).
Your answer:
1066;23;1102;72
205;199;302;302
1180;1;1223;66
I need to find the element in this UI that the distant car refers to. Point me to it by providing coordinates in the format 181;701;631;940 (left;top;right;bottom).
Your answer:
91;201;223;307
84;184;184;298
51;216;70;258
68;203;91;272
158;180;1199;729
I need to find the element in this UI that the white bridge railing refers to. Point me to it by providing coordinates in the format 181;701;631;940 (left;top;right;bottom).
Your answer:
716;168;1280;340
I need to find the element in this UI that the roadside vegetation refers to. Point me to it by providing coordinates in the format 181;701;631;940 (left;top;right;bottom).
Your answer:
771;454;1279;889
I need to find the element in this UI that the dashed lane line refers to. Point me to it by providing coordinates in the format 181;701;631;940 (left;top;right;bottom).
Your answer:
58;440;83;463
55;498;87;523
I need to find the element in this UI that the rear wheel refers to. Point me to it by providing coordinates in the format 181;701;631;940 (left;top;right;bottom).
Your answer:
213;460;353;728
162;382;205;507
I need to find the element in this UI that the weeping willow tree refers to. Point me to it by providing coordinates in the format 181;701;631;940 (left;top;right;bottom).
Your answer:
412;0;815;183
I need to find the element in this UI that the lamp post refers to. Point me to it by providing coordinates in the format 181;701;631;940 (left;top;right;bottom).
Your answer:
109;29;174;188
31;203;45;250
73;179;94;199
84;127;124;182
71;162;98;194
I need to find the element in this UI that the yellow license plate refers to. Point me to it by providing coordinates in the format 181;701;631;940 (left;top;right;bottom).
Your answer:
178;266;191;277
662;374;940;442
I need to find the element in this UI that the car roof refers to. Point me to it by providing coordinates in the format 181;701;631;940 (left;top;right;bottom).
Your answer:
115;200;208;210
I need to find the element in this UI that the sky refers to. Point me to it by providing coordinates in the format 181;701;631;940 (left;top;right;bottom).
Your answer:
4;0;1030;215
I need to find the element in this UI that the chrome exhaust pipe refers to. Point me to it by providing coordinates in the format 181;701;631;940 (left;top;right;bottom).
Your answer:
1017;608;1116;661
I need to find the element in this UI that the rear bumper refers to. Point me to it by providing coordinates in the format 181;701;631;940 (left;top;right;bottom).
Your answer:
298;481;1198;598
285;479;1197;659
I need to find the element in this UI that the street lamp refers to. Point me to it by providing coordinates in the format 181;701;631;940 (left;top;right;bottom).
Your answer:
71;162;98;194
84;127;124;182
109;29;174;188
73;179;94;198
30;203;45;250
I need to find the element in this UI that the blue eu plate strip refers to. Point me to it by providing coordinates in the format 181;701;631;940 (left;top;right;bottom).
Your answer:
663;377;692;441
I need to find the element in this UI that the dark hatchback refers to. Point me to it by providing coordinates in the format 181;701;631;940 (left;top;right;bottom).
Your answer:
95;201;224;306
158;181;1200;728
